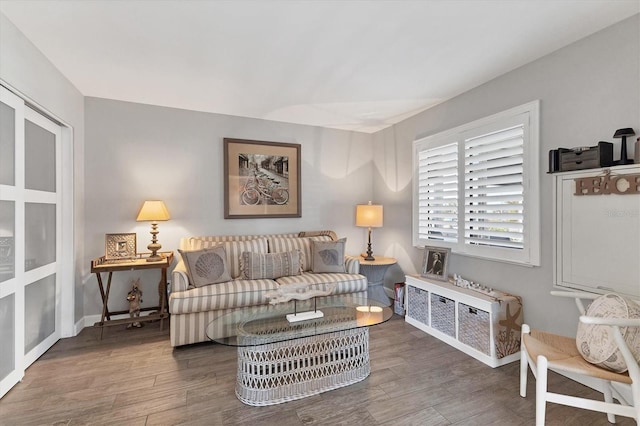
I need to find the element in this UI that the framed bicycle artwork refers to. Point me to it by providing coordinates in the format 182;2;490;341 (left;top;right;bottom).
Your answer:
223;138;301;219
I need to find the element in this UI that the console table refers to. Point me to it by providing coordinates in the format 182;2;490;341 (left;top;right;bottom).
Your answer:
90;252;173;338
405;275;522;367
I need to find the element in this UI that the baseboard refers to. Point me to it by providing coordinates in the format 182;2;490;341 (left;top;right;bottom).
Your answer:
73;318;85;336
82;313;132;329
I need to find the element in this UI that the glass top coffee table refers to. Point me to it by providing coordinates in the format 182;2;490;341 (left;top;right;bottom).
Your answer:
206;294;392;406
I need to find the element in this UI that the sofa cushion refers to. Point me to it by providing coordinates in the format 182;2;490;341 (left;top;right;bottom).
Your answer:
178;245;232;287
268;236;331;271
169;278;279;314
576;293;640;373
275;271;367;295
240;250;302;280
310;238;346;273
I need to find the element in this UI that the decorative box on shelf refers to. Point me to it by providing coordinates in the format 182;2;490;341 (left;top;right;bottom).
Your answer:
549;142;614;173
404;275;523;368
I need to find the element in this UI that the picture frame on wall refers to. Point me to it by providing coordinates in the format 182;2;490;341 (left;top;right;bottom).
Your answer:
223;138;301;219
421;246;451;282
105;233;137;260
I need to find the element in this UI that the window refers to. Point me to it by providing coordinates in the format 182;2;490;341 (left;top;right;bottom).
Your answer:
413;101;540;266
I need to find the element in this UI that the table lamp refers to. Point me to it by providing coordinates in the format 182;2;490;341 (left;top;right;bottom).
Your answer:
356;201;383;261
613;127;636;165
136;200;170;262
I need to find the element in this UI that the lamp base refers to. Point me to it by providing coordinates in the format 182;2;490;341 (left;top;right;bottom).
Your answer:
614;159;635;165
616;139;634;165
363;229;375;261
146;254;164;262
146;238;162;262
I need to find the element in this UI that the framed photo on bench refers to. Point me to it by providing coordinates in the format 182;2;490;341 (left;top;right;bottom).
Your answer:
224;138;301;219
421;246;450;281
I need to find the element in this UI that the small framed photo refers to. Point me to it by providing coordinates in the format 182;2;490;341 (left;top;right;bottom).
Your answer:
421;246;450;281
105;233;137;260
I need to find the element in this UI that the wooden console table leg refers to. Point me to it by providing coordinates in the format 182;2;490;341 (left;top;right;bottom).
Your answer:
98;271;114;340
95;272;107;319
158;267;168;330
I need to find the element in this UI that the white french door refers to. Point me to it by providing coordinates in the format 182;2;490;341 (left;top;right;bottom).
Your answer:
0;86;64;398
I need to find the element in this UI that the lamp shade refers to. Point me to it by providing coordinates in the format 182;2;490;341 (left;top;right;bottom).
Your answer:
356;202;383;228
136;200;171;222
613;128;636;138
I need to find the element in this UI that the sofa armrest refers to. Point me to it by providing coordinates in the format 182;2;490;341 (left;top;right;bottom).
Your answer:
171;259;190;292
344;255;360;274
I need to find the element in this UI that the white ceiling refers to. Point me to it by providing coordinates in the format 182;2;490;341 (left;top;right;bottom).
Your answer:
1;1;638;133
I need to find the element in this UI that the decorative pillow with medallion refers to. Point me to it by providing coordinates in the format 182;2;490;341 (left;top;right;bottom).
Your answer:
178;245;232;287
576;293;640;373
310;238;346;273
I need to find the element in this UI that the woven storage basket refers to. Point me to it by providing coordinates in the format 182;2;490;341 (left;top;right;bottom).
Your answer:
458;303;491;355
407;285;429;325
431;293;455;337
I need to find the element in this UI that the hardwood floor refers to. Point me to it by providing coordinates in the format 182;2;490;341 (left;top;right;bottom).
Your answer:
0;316;634;425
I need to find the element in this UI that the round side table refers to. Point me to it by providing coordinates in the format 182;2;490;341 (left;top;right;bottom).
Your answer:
357;255;397;305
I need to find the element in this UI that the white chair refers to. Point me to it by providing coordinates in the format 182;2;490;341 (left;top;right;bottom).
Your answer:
520;291;640;425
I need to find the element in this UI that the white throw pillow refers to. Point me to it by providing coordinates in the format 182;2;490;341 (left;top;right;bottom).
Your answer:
576;293;640;373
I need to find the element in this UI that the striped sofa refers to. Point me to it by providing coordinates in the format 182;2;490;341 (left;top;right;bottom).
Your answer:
169;230;367;347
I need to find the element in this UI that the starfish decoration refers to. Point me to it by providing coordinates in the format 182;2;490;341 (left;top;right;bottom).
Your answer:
499;303;522;337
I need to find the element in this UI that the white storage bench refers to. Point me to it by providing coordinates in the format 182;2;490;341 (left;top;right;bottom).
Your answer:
405;275;523;368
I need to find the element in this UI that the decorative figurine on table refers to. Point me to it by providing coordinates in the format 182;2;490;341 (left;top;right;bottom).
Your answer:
264;282;336;305
126;278;143;328
265;283;337;323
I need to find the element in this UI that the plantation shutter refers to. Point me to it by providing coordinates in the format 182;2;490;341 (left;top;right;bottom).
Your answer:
417;142;458;243
463;125;524;249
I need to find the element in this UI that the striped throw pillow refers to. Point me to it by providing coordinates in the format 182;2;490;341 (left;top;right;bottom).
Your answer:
240;250;302;280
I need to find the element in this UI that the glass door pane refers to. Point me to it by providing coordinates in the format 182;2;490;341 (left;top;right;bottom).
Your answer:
24;203;56;271
0;101;15;186
0;294;15;382
0;201;15;283
24;274;56;353
25;120;55;192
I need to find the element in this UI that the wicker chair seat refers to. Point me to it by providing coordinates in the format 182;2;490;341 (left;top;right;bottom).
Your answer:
524;330;632;385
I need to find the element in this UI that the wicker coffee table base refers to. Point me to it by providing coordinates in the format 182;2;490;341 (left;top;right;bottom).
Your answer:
236;327;370;406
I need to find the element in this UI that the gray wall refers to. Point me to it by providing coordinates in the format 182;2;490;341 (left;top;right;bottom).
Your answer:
83;99;374;315
0;13;86;326
373;14;640;337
